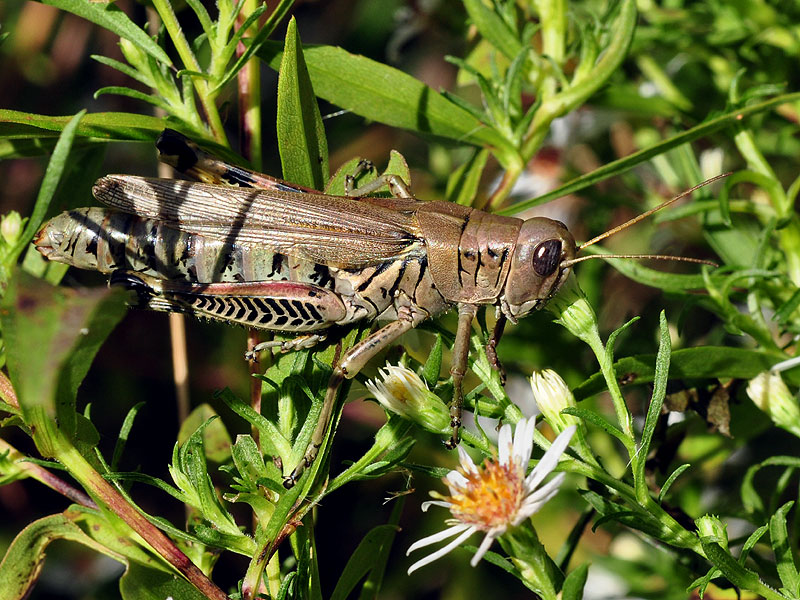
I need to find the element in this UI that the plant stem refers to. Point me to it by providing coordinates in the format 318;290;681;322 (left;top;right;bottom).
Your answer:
151;0;227;143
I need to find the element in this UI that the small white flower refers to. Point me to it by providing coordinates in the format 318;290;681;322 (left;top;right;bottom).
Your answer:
365;364;450;434
407;418;575;573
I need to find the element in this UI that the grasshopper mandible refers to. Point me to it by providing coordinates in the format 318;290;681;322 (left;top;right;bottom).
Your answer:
34;130;720;488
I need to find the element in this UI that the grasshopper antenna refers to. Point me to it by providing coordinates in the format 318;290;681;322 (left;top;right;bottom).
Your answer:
560;173;730;269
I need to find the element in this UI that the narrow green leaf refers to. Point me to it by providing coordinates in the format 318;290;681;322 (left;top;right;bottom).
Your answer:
15;110;84;257
562;407;626;444
38;0;171;66
91;54;152;86
94;86;171;110
111;402;145;471
422;335;444;386
740;525;769;565
635;312;671;498
463;0;523;60
258;42;510;151
574;347;787;401
445;148;489;206
277;18;328;189
501;91;800;215
212;0;295;93
331;524;400;600
562;563;590;600
0;109;165;141
178;404;232;464
770;502;799;596
658;464;690;503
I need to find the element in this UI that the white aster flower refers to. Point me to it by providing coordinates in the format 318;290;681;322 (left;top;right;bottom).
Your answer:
407;418;575;574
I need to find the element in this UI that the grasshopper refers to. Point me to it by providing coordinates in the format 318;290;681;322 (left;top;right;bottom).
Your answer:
34;130;719;488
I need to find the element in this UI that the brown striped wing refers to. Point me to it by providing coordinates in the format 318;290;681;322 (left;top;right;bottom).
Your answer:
93;175;424;267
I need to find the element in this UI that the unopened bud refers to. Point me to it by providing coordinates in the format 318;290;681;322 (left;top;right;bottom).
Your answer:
546;275;598;343
695;514;728;548
746;371;800;438
1;212;23;245
531;369;579;435
366;364;450;435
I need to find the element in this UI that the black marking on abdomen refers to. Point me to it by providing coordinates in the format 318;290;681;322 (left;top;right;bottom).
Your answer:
357;262;390;292
267;253;284;277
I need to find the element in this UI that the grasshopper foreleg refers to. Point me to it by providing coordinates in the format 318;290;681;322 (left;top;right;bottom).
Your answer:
283;312;418;489
445;304;479;449
486;313;507;384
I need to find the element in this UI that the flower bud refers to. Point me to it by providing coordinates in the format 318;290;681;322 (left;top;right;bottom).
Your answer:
545;275;598;343
746;371;800;438
365;364;450;435
1;211;23;246
531;369;579;435
531;369;595;463
695;514;728;548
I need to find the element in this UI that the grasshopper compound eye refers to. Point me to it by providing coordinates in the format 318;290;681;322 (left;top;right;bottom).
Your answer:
532;239;562;277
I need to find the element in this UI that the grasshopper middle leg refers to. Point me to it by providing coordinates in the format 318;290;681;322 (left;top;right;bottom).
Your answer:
283;312;418;488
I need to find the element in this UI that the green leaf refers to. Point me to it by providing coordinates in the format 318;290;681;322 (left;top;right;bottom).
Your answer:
178;404;232;464
770;502;799;596
562;563;590;600
445;148;489;206
0;109;164;141
277;18;329;190
500;91;800;216
0;512;128;598
635;312;671;498
330;524;400;600
742;457;800;516
94;86;171;111
258;42;510;152
561;407;626;444
6;110;84;273
38;0;171;66
422;334;444;386
573;347;787;401
463;0;523;61
212;0;295;93
120;562;208;600
658;464;691;503
0;272;128;454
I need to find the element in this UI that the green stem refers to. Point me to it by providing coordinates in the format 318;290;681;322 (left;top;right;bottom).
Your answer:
54;441;228;599
151;0;226;143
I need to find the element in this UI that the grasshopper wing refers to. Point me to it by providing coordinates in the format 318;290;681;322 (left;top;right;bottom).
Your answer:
93;175;424;267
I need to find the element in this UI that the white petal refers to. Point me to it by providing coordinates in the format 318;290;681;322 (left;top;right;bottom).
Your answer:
513;416;537;468
515;473;566;522
498;421;514;465
526;426;575;490
457;445;479;474
407;523;472;554
420;500;452;512
445;469;469;489
407;526;477;574
470;532;498;567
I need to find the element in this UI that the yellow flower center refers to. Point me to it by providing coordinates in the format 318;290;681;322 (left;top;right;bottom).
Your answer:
448;458;524;530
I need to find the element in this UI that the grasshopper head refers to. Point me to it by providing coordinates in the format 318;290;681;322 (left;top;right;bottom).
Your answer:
501;217;576;322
